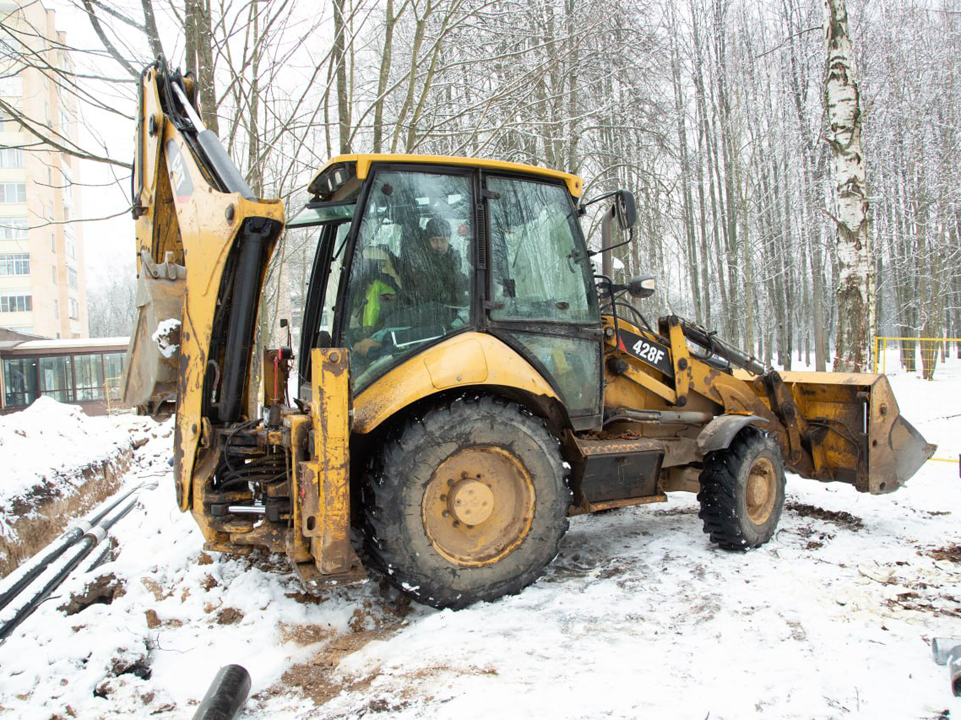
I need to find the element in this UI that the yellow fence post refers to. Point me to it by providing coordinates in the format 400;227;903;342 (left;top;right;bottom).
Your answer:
872;336;961;379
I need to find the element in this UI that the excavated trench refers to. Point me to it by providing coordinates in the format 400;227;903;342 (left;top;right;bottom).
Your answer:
0;449;135;579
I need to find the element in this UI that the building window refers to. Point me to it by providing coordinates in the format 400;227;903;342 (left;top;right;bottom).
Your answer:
62;165;74;208
1;294;32;312
0;148;24;168
3;357;38;407
39;355;73;402
0;217;27;240
74;354;105;401
0;252;29;275
0;36;23;59
0;183;26;203
65;229;76;258
50;232;55;252
0;75;23;96
67;266;78;289
53;298;59;318
68;297;79;319
51;266;57;283
104;352;126;400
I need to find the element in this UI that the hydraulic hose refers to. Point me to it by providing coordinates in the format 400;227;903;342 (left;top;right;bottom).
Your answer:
0;482;145;613
0;493;142;643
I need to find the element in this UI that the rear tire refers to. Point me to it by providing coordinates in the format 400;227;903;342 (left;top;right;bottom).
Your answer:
363;395;570;609
697;427;786;550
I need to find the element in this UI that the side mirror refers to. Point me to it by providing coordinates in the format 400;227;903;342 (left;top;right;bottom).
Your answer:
614;190;637;231
628;275;656;299
280;318;289;328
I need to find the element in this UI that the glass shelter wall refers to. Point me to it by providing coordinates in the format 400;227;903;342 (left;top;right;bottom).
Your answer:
1;350;127;410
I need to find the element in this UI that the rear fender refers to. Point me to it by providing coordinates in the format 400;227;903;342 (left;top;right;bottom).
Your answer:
696;414;768;454
352;332;563;434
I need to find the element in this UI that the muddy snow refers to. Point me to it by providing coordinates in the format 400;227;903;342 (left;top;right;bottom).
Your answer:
0;367;959;719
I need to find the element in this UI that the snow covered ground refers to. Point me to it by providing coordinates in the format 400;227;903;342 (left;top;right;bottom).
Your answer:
0;369;958;719
0;398;146;555
0;397;141;513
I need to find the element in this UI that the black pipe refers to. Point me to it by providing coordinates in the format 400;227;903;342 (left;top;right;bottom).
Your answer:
0;483;144;612
0;496;140;643
951;649;961;697
193;665;251;720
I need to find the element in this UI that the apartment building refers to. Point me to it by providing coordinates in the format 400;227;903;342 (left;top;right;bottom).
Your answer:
0;0;88;339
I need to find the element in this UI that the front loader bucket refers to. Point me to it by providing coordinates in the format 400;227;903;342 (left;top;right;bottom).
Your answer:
750;371;936;494
122;264;185;415
864;374;936;493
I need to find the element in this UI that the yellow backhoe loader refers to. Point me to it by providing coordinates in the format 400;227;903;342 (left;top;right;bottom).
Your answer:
125;58;935;608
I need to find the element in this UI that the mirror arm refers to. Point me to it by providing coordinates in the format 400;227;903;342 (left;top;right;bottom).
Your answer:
579;190;621;209
588;227;634;257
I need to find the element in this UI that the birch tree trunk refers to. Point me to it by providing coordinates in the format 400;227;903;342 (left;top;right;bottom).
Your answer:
823;0;872;372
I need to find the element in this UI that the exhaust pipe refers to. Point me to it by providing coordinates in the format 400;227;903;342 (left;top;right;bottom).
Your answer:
193;665;251;720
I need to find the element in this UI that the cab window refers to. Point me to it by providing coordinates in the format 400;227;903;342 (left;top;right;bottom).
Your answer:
340;169;474;390
488;177;596;323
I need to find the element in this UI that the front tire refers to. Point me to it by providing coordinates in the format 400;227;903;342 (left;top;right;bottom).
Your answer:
697;427;786;550
364;395;570;609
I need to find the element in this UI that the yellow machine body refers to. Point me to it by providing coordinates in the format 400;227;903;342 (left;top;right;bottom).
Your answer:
124;59;934;604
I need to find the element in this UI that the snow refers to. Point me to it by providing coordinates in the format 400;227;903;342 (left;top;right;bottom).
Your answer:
0;371;958;718
152;319;182;359
0;398;143;541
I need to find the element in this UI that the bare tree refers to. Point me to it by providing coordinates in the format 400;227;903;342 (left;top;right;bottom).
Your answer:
822;0;871;372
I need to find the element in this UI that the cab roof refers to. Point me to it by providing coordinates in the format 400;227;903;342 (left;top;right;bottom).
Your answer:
308;154;583;199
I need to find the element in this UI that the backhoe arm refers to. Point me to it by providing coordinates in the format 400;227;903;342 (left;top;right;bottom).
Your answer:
123;58;285;511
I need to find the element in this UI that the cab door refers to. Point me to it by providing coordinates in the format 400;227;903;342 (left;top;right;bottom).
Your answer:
334;165;477;391
483;173;604;430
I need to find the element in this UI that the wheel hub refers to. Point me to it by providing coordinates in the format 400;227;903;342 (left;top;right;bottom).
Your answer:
448;479;495;525
422;446;535;567
746;456;777;524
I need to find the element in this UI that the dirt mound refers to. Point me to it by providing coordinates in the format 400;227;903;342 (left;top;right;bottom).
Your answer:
785;502;864;531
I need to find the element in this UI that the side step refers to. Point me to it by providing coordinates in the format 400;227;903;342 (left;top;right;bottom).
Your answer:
568;435;666;514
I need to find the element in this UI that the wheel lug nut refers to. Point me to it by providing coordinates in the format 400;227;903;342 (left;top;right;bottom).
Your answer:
442;510;449;517
452;520;460;527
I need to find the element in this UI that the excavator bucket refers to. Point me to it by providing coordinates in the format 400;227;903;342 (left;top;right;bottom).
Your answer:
761;371;937;494
122;256;185;414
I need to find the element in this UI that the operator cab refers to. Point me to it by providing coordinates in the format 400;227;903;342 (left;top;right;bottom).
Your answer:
290;155;605;428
